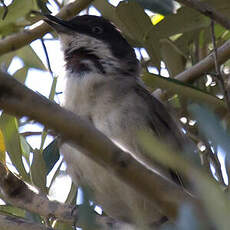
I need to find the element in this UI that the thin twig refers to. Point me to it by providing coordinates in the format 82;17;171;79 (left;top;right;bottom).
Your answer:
20;131;43;137
176;0;230;30
210;19;230;111
0;0;8;20
40;38;54;77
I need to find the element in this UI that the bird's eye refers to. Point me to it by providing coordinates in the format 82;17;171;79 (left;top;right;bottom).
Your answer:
92;26;103;34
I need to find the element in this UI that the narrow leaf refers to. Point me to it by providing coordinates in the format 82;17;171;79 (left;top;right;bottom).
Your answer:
0;114;29;181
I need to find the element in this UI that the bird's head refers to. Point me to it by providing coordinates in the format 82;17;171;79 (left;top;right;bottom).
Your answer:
45;15;140;76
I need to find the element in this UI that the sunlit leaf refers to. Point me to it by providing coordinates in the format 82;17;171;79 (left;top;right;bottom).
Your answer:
0;129;6;164
17;45;46;71
0;113;29;181
0;0;38;36
151;14;165;25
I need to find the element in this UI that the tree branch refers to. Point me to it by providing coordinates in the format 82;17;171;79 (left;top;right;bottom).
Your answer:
0;214;53;230
0;70;196;220
174;39;230;82
0;0;93;55
0;163;129;229
0;162;76;223
176;0;230;30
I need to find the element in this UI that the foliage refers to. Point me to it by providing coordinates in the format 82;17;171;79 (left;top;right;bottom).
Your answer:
1;0;230;229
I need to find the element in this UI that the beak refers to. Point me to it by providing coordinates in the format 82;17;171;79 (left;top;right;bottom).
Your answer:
44;14;73;33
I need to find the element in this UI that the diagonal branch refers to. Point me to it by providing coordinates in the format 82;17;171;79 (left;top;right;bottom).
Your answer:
0;162;121;229
0;70;196;220
0;0;93;55
0;162;76;223
0;214;53;230
176;0;230;30
174;39;230;82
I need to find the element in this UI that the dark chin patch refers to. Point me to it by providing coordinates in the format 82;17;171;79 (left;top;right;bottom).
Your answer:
64;48;105;75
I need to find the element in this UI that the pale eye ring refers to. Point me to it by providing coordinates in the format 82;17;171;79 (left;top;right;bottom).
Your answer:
92;26;103;34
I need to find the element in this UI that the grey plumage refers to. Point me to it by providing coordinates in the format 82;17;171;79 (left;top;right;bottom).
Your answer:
45;15;191;229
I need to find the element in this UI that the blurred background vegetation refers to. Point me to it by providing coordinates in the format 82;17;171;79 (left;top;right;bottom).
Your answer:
1;0;230;229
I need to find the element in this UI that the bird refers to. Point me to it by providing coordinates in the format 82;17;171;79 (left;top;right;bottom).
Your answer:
44;14;192;229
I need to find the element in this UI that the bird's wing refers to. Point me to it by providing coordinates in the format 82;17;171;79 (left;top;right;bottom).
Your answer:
132;84;194;186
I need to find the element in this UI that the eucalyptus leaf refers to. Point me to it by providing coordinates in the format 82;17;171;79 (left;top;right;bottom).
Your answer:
161;39;186;77
191;169;230;230
65;182;78;204
17;46;46;71
142;73;226;113
0;52;15;71
0;0;38;36
188;104;230;154
31;149;47;194
115;1;161;68
19;135;31;164
13;66;28;83
43;139;60;175
154;7;209;38
0;113;29;181
129;0;175;14
0;205;26;218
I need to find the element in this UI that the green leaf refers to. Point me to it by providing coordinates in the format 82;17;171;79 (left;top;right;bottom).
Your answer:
65;182;78;204
115;1;161;68
0;51;15;70
129;0;175;15
191;168;230;230
13;67;28;83
0;113;29;181
93;0;116;21
174;30;199;57
161;39;186;76
0;205;26;218
20;135;31;164
54;221;74;230
43;139;60;175
188;105;230;155
31;149;47;193
17;45;46;71
78;186;97;229
0;0;38;36
48;160;63;191
49;76;58;100
154;7;209;39
142;73;226;113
